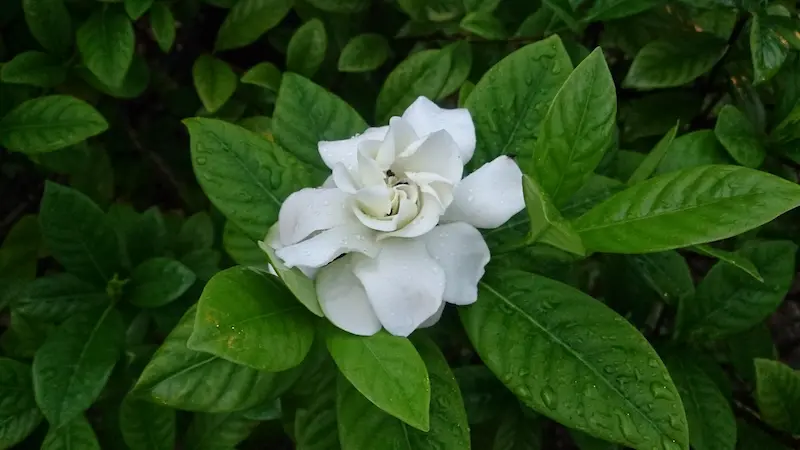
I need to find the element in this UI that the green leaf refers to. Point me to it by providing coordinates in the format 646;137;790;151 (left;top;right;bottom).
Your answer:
521;175;585;256
725;324;775;382
41;415;100;450
124;207;166;268
689;244;763;281
39;182;122;286
132;306;298;412
0;214;40;280
273;73;367;170
185;118;316;240
624;34;727;89
751;14;789;85
587;0;665;21
241;62;282;91
338;33;390;73
327;327;430;431
661;349;736;450
0;358;42;449
294;367;338;450
214;0;292;51
180;249;221;282
465;35;572;169
150;3;175;53
188;266;315;372
0;312;51;359
0;51;66;87
337;337;469;449
755;359;800;434
120;398;175;450
193;55;237;114
286;19;327;78
454;365;510;425
654;130;732;175
33;306;124;427
78;55;150;100
13;274;109;322
177;212;214;254
77;9;135;88
570;429;620;450
127;258;196;308
460;12;506;39
628;123;679;184
623;251;695;305
531;48;616;206
713;105;765;168
125;0;154;20
573;166;800;254
306;0;368;12
0;96;108;154
620;90;702;142
460;271;688;449
492;407;542;450
439;41;472;98
375;49;452;124
678;240;797;341
22;0;72;55
184;412;258;450
222;221;268;266
238;116;273;135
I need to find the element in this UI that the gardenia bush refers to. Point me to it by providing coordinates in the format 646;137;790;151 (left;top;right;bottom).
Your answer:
2;0;800;449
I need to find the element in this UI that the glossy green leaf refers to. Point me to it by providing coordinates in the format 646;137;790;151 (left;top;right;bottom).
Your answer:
338;33;390;72
258;226;323;316
714;105;765;168
532;48;616;206
33;306;124;427
751;14;789;85
623;251;694;305
185;117;316;240
78;55;150;100
678;240;797;341
661;349;736;450
222;221;268;267
573;166;800;253
287;19;327;78
13;274;109;322
628;123;679;184
39;182;121;286
273;73;367;170
337;337;469;449
624;35;727;89
460;270;689;449
375;49;452;124
440;41;472;98
0;358;42;449
127;258;196;308
180;249;221;282
238;116;273;135
654;130;732;175
22;0;72;55
689;244;762;281
0;96;107;154
0;51;66;87
184;412;258;450
188;266;315;371
522;175;585;256
214;0;292;51
587;0;663;21
120;397;175;450
77;9;135;87
327;327;430;431
193;55;237;114
150;3;175;53
132;306;298;412
754;359;800;434
460;12;506;39
125;0;153;20
465;35;572;170
294;366;338;450
241;62;282;91
41;415;100;450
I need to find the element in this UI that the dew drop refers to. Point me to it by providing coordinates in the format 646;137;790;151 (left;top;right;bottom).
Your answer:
617;412;638;443
650;383;674;400
668;414;683;430
661;437;682;450
195;156;207;165
467;195;475;202
648;359;659;368
540;386;557;410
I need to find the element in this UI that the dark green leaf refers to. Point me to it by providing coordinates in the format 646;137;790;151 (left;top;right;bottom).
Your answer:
222;221;268;266
623;251;694;305
736;419;790;450
0;312;51;359
119;398;175;450
41;415;100;450
286;19;327;78
338;33;390;72
0;96;108;154
628;123;679;184
655;130;732;175
570;429;620;450
193;55;237;114
77;9;135;88
0;51;66;87
127;258;196;308
620;90;702;142
306;0;368;12
177;212;214;254
754;359;800;434
624;34;727;89
460;12;506;39
751;14;789;85
573;166;800;253
0;214;40;280
294;367;338;450
33;306;124;427
0;358;42;448
492;407;542;450
13;274;109;322
149;3;175;53
184;412;258;450
180;249;221;282
522;175;585;256
689;244;763;281
22;0;72;55
241;62;282;91
214;0;292;51
725;324;775;382
460;271;688;449
78;55;150;100
714;105;765;168
375;49;452;124
454;365;511;425
439;40;472;99
587;0;665;21
125;0;154;20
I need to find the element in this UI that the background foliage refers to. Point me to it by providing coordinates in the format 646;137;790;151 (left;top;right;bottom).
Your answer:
2;0;800;449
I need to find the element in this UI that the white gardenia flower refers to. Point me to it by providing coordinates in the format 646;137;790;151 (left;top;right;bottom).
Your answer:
263;97;524;337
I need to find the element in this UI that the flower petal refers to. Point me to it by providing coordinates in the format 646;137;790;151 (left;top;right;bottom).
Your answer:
318;126;388;171
278;188;352;246
442;156;524;229
332;164;359;193
394;130;463;185
274;224;378;269
419;302;445;328
316;256;381;336
381;192;443;239
421;222;489;305
401;97;476;163
353;239;444;336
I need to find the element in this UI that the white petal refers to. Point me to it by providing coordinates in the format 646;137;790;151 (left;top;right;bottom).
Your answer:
381;192;443;239
357;147;386;187
421;223;490;305
373;118;417;168
332;164;359;194
278;188;351;246
394;130;463;185
355;185;393;217
419;302;445;328
401;97;476;163
274;224;378;269
319;126;389;171
353;239;444;336
316;256;381;336
321;175;336;188
442;156;525;229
